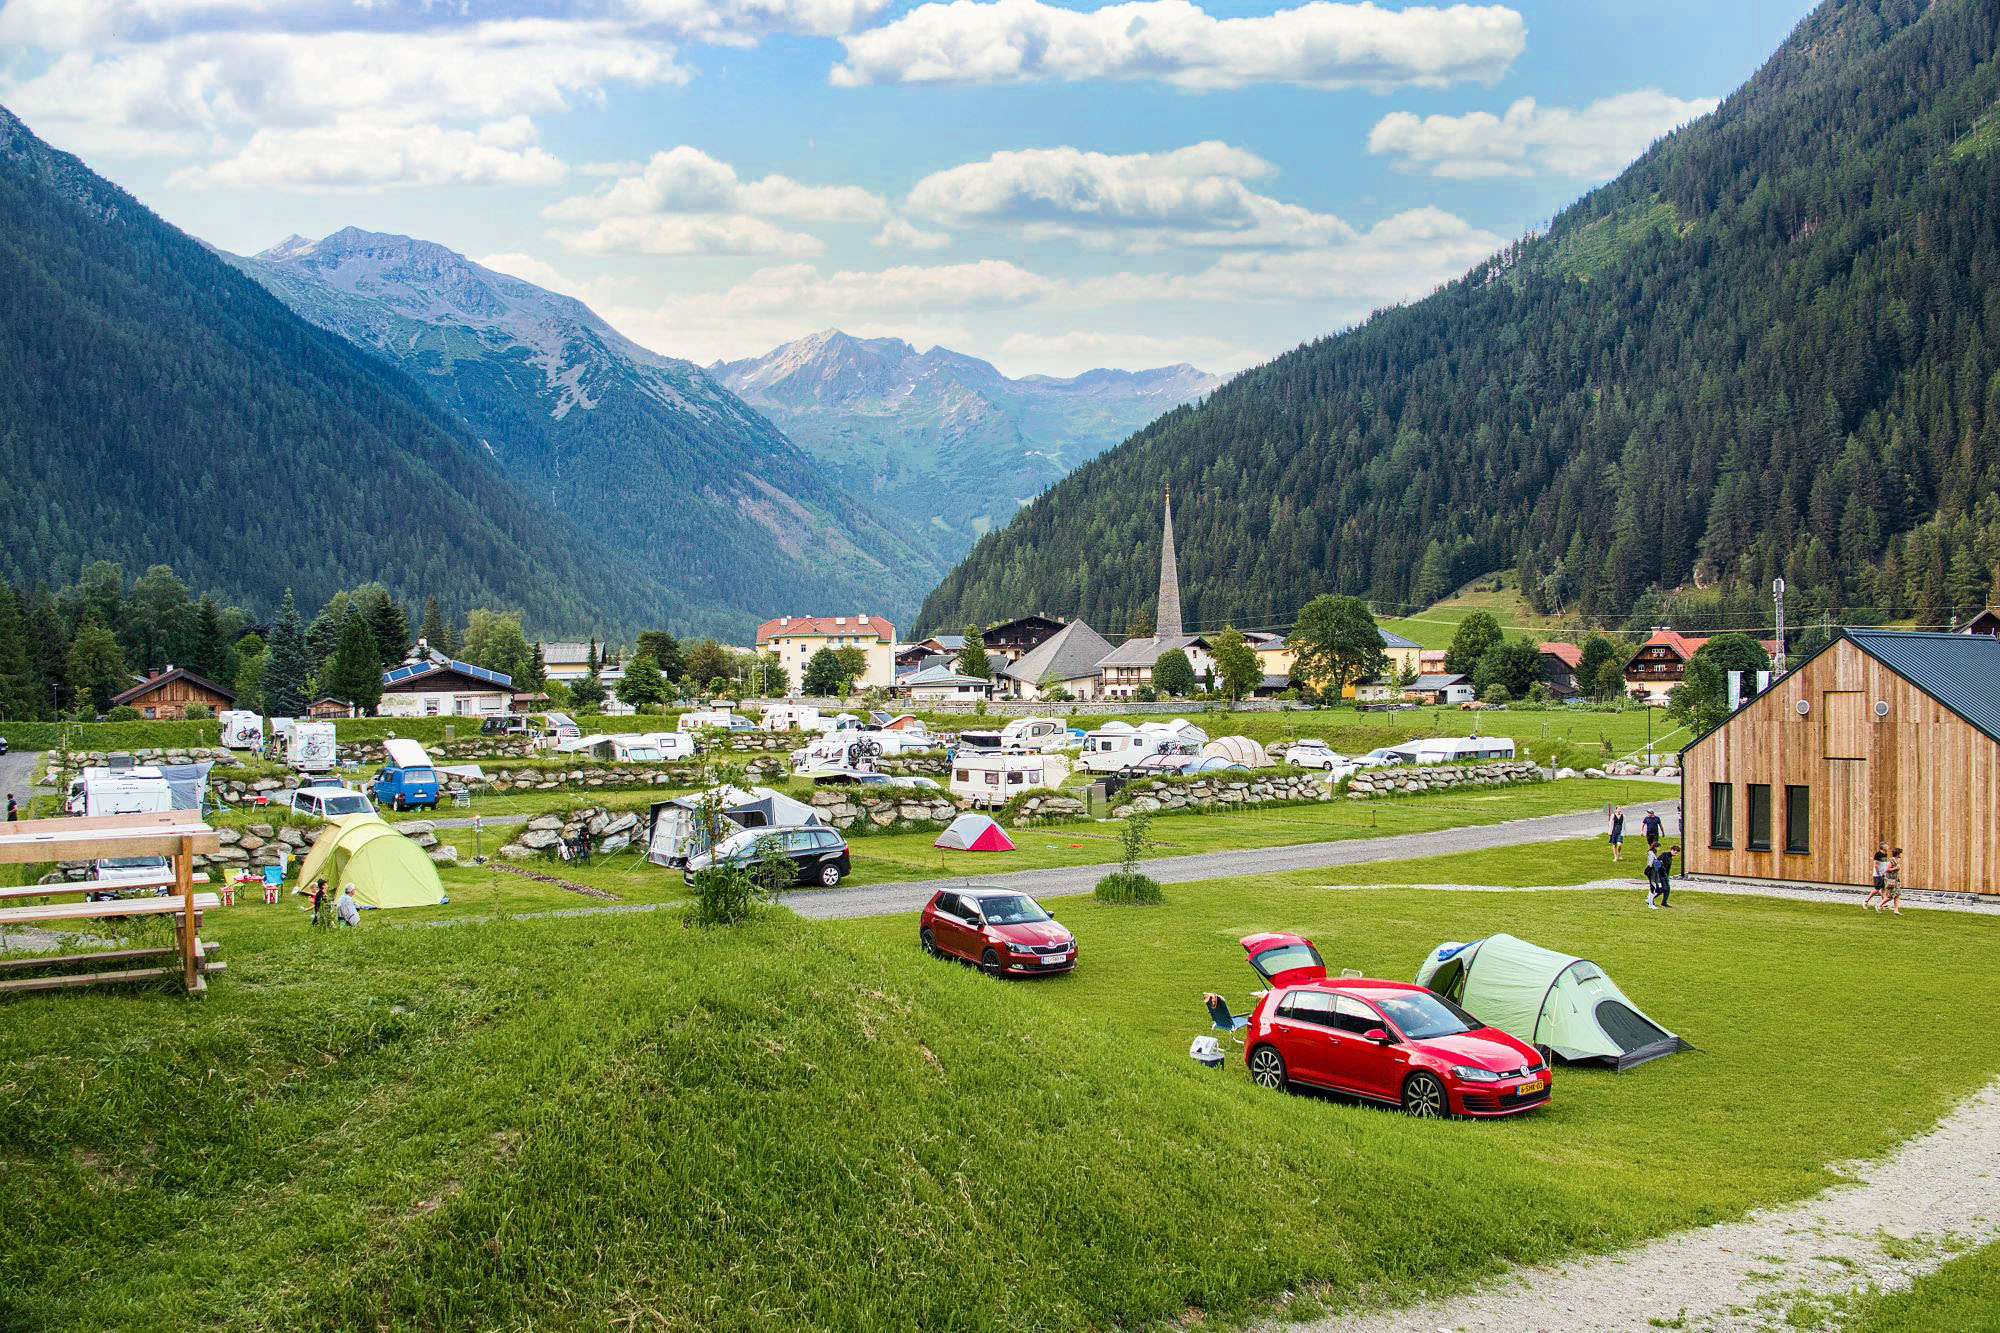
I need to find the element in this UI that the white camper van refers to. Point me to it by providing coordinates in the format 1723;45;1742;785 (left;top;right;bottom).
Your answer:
637;732;699;761
287;721;338;773
950;753;1070;808
219;710;265;750
996;717;1076;752
81;766;174;817
1078;720;1206;773
761;703;821;732
1388;735;1518;765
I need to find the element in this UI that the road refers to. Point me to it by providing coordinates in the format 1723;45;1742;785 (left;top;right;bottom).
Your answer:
0;748;46;810
779;799;1680;920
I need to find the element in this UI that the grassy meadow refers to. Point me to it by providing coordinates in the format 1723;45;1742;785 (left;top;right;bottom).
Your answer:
3;830;1996;1330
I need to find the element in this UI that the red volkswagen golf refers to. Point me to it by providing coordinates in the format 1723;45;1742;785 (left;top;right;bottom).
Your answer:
1238;933;1550;1118
919;887;1076;976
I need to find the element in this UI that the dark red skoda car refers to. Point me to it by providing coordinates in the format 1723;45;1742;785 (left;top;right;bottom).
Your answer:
920;887;1076;976
1239;933;1550;1118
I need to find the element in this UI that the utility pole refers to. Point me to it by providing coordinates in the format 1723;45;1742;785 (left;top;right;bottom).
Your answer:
1772;578;1787;675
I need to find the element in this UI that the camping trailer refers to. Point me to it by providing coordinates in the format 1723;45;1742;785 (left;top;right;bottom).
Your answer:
219;710;265;750
287;721;337;772
761;703;821;732
997;717;1076;752
80;767;173;817
1078;720;1204;773
588;735;665;763
950;752;1069;807
636;732;699;761
644;786;822;866
1388;736;1517;765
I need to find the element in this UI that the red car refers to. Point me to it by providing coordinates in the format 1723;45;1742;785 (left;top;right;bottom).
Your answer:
920;887;1076;976
1238;933;1550;1118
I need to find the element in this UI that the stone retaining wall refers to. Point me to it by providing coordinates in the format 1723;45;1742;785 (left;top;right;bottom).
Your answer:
497;806;641;860
1343;760;1547;799
1114;772;1326;814
809;789;964;831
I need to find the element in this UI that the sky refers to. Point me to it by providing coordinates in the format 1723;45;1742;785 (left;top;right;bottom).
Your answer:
0;0;1818;378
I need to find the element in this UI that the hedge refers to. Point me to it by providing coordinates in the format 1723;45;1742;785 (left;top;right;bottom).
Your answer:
0;720;220;751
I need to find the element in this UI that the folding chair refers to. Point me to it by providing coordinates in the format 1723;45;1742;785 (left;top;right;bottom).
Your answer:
1203;992;1251;1045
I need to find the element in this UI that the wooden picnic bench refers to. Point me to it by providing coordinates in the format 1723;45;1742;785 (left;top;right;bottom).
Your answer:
0;812;226;996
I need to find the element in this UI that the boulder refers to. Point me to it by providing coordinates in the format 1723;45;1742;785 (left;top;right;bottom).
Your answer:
401;820;437;838
215;826;242;847
498;842;533;859
526;814;563;833
603;811;638;836
598;832;630;854
516;828;561;850
430;845;460;864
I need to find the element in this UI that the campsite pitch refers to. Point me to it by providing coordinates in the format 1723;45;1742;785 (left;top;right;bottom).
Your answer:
4;838;1998;1331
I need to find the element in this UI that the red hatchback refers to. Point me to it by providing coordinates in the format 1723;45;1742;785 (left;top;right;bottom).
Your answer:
920;887;1076;976
1239;933;1550;1118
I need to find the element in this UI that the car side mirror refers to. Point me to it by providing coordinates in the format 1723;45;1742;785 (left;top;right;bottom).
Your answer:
1364;1027;1394;1044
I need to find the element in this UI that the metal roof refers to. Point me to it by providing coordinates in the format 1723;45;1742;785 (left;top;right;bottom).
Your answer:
1378;628;1421;650
1003;620;1113;683
381;654;514;690
901;665;990;687
1846;629;2000;745
1094;634;1197;669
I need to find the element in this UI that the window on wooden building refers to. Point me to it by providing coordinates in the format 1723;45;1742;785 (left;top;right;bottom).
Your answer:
1746;784;1772;851
1784;785;1810;854
1708;783;1733;849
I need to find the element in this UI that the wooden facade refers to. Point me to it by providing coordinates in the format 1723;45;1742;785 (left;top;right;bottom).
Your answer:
108;667;235;720
1681;634;2000;895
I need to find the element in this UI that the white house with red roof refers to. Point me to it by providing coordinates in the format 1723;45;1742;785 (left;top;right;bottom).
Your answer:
755;615;897;693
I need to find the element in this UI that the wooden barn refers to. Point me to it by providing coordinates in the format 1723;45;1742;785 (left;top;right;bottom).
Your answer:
1680;630;2000;896
109;666;235;720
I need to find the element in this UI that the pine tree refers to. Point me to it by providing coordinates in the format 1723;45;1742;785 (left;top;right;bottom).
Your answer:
189;595;227;682
25;591;68;718
66;616;130;713
365;588;411;665
418;595;454;654
265;590;312;717
955;625;991;679
326;613;383;713
524;643;548;692
0;586;35;719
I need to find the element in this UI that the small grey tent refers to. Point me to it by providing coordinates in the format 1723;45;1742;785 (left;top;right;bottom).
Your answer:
1416;933;1688;1070
645;786;821;866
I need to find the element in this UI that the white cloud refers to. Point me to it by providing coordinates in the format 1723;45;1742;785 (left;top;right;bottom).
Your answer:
545;146;885;255
832;0;1525;91
996;329;1252;376
906;141;1343;249
873;218;951;249
169;117;567;190
1368;89;1718;179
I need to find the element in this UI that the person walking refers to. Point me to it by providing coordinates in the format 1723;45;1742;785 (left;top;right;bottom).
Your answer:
308;877;328;927
1608;806;1626;862
1863;842;1889;910
1650;845;1678;907
1880;848;1904;916
1643;842;1660;908
5;793;16;821
1641;807;1664;851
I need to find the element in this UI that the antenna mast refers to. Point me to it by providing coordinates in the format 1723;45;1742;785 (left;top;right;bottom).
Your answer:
1772;578;1787;674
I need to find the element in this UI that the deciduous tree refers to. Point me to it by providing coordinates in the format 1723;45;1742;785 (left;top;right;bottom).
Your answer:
1208;625;1261;700
1288;594;1387;696
617;652;668;710
1151;648;1196;697
1443;611;1503;676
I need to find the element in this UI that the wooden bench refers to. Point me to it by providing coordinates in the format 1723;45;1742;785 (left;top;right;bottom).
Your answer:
0;873;211;902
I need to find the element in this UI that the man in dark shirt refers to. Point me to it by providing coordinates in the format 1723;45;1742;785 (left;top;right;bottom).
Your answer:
1641;808;1664;850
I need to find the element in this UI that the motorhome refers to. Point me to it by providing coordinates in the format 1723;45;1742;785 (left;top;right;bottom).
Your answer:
369;737;441;811
761;703;821;732
996;717;1077;752
950;752;1070;808
218;710;265;750
679;708;755;734
1387;736;1518;765
637;732;699;761
287;721;338;773
791;733;887;774
540;712;582;747
1077;720;1206;773
588;735;666;763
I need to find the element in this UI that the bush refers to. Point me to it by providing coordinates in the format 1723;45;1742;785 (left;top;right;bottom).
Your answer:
1093;871;1164;905
1480;683;1512;704
0;719;223;751
104;706;141;721
183;703;213;719
690;865;758;926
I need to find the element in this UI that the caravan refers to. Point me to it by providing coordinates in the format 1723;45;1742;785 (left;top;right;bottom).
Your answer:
78;767;174;817
997;717;1077;752
950;752;1070;807
761;703;821;732
588;735;667;763
1386;736;1517;765
287;721;337;773
1078;719;1206;773
219;710;265;751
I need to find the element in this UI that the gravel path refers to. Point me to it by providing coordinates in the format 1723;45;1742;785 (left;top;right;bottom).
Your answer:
779;801;1675;920
0;747;47;804
1299;1078;2000;1333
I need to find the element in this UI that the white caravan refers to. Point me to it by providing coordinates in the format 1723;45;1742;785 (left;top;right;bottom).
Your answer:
950;753;1070;808
287;721;338;773
761;703;821;732
1387;735;1518;765
80;767;174;817
996;717;1078;753
1078;719;1207;773
637;732;700;761
218;710;265;750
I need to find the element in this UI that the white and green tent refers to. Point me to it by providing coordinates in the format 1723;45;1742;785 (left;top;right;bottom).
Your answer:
1416;933;1688;1070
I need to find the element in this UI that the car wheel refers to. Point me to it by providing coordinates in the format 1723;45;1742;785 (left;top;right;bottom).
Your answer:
1248;1045;1288;1092
818;863;842;887
921;926;941;957
981;948;1005;978
1402;1072;1448;1119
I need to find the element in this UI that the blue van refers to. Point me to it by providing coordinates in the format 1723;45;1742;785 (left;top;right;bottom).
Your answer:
370;738;441;811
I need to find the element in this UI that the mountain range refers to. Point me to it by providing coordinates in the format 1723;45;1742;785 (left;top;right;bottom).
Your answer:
918;0;2000;638
713;331;1220;559
0;105;679;636
228;231;947;637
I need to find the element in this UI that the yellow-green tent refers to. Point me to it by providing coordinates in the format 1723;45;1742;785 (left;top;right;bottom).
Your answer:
294;814;445;910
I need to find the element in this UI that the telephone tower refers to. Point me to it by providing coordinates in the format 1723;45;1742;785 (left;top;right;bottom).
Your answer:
1773;578;1787;674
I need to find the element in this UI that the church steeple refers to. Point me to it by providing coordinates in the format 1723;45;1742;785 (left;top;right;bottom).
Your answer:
1156;485;1183;639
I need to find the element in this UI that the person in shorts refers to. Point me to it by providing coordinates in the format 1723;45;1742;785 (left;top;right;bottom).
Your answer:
1608;807;1626;862
1863;842;1889;910
1880;848;1904;916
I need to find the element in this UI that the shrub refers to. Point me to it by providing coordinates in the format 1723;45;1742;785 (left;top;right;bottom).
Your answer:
184;703;213;719
1480;683;1512;704
690;864;758;925
1093;870;1164;904
104;706;141;721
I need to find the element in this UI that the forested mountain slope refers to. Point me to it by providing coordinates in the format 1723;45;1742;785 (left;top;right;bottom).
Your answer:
919;0;2000;637
714;330;1218;561
233;235;945;635
0;106;679;634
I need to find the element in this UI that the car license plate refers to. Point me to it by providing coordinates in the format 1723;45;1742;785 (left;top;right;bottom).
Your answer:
1044;954;1068;966
1517;1078;1544;1096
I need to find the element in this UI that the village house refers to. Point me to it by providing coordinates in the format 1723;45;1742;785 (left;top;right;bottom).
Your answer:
1624;628;1781;704
758;615;897;692
1680;629;2000;896
305;697;355;720
109;666;235;720
1966;606;2000;636
1538;641;1584;697
897;664;994;702
377;643;515;718
978;615;1067;664
998;621;1113;700
1404;673;1475;705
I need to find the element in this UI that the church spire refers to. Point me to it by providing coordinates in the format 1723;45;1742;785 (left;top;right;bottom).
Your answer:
1156;485;1183;639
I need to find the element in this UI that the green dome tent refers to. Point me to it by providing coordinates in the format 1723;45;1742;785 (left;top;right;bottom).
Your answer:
1416;933;1688;1070
294;814;447;910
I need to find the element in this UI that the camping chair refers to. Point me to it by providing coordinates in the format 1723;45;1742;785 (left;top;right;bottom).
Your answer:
1204;993;1251;1045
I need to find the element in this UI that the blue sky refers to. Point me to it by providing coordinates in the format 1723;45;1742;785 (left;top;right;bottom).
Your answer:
1;0;1815;375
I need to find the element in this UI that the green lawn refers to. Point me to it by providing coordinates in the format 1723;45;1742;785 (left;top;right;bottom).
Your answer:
3;837;1995;1331
1376;572;1562;650
1840;1241;2000;1331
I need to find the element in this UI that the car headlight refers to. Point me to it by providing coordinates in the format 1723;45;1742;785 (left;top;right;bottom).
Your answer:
1450;1065;1503;1082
